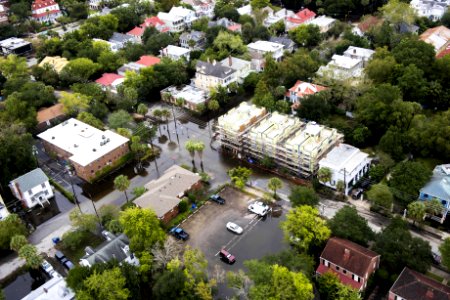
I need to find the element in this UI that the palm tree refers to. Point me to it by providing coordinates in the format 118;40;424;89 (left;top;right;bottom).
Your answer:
426;198;444;216
268;177;283;198
153;109;163;135
318;167;332;183
114;175;130;203
160;108;171;123
185;140;197;167
194;141;205;166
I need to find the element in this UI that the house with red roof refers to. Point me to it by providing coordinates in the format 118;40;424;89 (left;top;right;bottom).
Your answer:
316;237;380;292
126;16;170;43
136;55;161;67
31;0;61;24
285;8;316;31
95;73;124;94
389;267;450;300
420;26;450;57
126;26;145;43
286;80;327;107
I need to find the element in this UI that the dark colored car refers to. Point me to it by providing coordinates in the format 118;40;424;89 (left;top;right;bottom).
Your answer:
209;194;225;205
432;252;442;265
219;249;236;264
351;188;364;200
63;260;75;270
170;227;189;241
54;251;66;262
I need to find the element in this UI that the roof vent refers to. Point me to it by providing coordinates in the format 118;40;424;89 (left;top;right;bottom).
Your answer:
52;136;55;139
74;144;78;148
102;135;106;139
93;148;96;152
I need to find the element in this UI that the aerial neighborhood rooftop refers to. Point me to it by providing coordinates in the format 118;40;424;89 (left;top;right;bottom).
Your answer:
0;0;449;299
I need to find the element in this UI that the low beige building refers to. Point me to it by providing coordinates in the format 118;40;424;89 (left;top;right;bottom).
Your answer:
38;56;69;73
134;165;201;223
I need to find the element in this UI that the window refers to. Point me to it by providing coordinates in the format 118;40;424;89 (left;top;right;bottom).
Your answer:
343;270;347;274
423;193;429;198
336;266;340;271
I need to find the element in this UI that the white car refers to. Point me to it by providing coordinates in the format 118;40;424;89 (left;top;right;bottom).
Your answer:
41;259;55;276
248;201;270;217
226;222;243;234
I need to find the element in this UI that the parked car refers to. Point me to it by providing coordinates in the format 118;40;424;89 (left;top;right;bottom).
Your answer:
54;251;75;270
209;194;225;205
41;259;55;276
63;260;75;270
219;249;236;264
351;188;364;200
432;252;442;265
170;227;189;241
248;201;270;217
226;222;243;234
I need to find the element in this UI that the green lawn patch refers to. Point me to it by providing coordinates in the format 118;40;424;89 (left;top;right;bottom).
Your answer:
56;231;104;263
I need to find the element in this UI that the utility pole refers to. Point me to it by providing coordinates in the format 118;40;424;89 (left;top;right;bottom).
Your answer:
68;172;82;213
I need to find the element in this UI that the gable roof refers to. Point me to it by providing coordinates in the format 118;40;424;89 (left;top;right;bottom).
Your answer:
95;73;124;86
320;237;380;277
81;234;130;266
136;55;160;67
32;0;58;10
10;168;49;193
437;44;450;58
37;103;65;123
109;32;135;44
287;8;316;24
134;165;201;218
196;61;236;78
357;16;381;33
390;267;450;300
287;80;327;97
127;26;144;37
142;16;165;27
420;26;450;53
420;164;450;201
269;36;295;49
38;56;68;73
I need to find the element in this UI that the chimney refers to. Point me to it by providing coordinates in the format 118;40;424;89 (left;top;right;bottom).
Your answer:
43;288;48;293
343;248;350;260
426;289;434;299
353;48;356;54
228;56;232;66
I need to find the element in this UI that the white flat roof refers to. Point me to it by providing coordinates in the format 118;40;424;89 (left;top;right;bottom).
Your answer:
344;46;375;59
248;40;284;52
330;54;361;69
237;4;252;15
319;143;370;173
21;274;75;300
166;45;190;56
38;118;129;167
310;15;336;26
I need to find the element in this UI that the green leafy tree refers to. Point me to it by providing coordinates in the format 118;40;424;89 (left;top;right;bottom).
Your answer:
132;186;147;198
213;31;246;56
425;198;443;216
119;207;166;254
317;272;361;300
77;268;130;300
373;218;432;274
145;33;175;55
194;141;206;165
152;268;188;300
98;204;120;227
10;235;28;252
77;112;104;129
207;99;220;112
250;0;269;9
389;161;432;206
228;167;252;189
318;167;332;183
0;55;28;79
60;58;100;84
260;249;315;275
18;244;42;269
267;177;283;197
380;0;417;29
439;237;450;270
137;103;148;115
69;210;98;232
0;214;28;250
108;110;134;129
289;24;322;48
80;14;119;40
281;205;331;252
289;186;319;207
407;201;426;226
367;184;393;210
185;140;197;163
62;230;89;251
328;206;375;246
392;38;436;73
114;175;130;203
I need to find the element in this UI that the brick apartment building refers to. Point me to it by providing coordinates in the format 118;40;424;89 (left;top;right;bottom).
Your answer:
316;237;380;291
38;118;129;181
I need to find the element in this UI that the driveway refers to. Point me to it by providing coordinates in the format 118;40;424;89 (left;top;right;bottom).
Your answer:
180;186;289;272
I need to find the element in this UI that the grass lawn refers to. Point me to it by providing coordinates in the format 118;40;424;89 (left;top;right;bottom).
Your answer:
56;232;104;264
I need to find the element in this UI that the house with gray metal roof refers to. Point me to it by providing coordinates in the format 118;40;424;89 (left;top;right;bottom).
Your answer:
269;36;296;53
80;233;139;267
419;164;450;222
9;168;53;209
193;60;237;91
179;30;206;50
108;32;137;49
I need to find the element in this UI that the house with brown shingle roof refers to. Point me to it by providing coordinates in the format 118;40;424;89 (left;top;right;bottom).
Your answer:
389;267;450;300
316;237;380;291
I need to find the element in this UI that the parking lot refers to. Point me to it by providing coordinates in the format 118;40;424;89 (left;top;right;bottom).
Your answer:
180;186;290;272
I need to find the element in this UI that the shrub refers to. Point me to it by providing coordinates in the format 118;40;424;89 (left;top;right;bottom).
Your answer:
178;200;188;213
62;230;89;251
